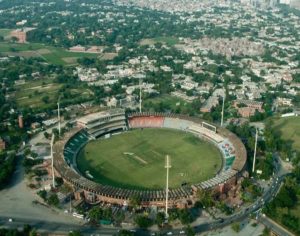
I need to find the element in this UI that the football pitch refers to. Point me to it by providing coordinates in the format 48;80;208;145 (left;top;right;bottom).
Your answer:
273;116;300;151
77;128;222;190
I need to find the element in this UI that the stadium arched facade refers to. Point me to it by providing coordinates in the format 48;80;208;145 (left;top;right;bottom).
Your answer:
53;109;247;208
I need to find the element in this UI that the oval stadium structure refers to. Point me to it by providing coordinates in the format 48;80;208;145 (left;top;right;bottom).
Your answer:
53;109;247;208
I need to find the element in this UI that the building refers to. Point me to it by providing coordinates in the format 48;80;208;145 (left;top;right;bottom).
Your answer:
10;29;26;43
0;138;6;151
233;100;264;118
18;115;24;129
77;108;126;138
200;96;219;113
233;100;264;111
276;97;293;107
237;107;258;118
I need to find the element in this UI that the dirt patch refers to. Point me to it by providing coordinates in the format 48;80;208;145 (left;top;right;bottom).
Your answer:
17;96;28;100
123;152;148;165
25;84;54;90
100;53;118;60
140;39;155;45
37;49;51;55
4;51;41;58
62;57;78;64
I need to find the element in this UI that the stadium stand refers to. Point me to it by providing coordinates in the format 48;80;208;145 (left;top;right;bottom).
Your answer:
63;130;89;168
77;109;127;138
128;116;164;128
187;124;224;143
163;117;192;130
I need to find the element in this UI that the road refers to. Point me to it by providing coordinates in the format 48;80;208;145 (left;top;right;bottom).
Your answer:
258;216;295;236
0;155;83;227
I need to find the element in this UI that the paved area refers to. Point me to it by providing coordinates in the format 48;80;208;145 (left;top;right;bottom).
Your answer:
201;219;265;236
0;156;81;225
258;216;295;236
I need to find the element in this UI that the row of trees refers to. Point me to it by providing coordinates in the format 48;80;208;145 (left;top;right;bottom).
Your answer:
0;151;16;189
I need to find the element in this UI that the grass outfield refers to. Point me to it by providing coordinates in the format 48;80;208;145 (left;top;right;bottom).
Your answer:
77;128;222;190
272;116;300;151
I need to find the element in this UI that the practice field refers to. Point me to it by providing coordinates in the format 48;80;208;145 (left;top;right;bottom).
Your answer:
77;128;222;190
140;37;179;46
273;116;300;151
0;42;116;65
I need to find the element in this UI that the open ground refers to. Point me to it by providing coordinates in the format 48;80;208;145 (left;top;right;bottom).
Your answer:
77;128;222;190
272;116;300;152
0;40;117;65
11;78;93;109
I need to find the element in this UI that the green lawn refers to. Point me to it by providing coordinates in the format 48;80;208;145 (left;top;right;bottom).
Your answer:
272;116;300;151
0;42;98;65
0;29;12;37
77;128;222;190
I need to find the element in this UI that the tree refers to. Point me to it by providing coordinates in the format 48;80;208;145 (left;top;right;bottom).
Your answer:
134;215;153;229
184;225;195;236
231;222;240;233
88;206;103;223
129;194;141;209
23;224;33;235
261;227;270;236
196;189;214;208
42;95;49;104
274;185;297;208
156;212;165;226
11;36;18;43
44;131;50;139
178;209;194;225
55;177;64;186
29;229;37;236
24;148;32;157
47;193;59;207
68;230;82;236
118;229;134;236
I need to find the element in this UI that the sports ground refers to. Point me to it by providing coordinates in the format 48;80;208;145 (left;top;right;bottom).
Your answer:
273;116;300;151
77;128;222;190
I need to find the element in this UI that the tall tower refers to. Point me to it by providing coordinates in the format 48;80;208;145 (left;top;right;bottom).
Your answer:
252;128;258;174
165;155;171;219
139;78;142;113
221;94;225;127
57;98;61;137
50;134;56;188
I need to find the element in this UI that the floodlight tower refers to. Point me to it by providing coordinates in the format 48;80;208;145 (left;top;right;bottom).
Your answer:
252;128;258;174
221;94;226;127
57;96;61;138
165;155;171;219
50;133;56;188
139;78;142;113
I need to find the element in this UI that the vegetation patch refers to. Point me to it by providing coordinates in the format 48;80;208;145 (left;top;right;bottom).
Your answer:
140;37;179;46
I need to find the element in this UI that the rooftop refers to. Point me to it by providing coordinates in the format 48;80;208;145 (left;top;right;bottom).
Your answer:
77;108;125;124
